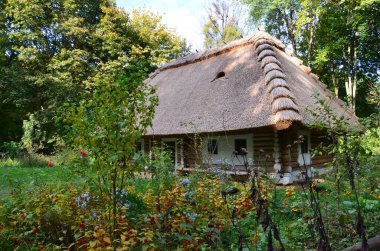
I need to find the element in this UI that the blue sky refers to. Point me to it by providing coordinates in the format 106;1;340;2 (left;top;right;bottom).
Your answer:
116;0;206;50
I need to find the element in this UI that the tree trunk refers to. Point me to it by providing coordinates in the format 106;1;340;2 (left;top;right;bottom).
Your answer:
332;75;339;96
344;45;356;113
352;44;357;112
280;9;298;56
307;27;314;67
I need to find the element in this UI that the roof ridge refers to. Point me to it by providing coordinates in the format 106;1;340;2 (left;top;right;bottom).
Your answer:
147;31;286;80
255;38;302;129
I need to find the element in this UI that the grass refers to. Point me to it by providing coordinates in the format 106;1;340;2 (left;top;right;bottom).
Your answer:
0;166;85;198
0;154;53;169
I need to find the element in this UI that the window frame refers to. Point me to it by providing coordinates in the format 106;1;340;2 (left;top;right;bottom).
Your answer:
207;139;218;155
234;138;247;155
297;130;311;166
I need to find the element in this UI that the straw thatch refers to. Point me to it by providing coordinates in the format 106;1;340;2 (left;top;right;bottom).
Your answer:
272;98;298;112
261;56;281;68
258;49;276;61
263;63;282;75
256;44;274;54
270;87;295;100
145;31;358;136
265;70;286;84
255;38;301;125
267;78;289;92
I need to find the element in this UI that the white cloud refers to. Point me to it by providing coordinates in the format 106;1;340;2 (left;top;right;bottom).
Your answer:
116;0;207;51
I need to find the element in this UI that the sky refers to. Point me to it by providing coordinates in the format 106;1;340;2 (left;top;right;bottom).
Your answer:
116;0;207;51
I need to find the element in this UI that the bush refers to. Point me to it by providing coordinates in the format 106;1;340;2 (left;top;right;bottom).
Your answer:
1;168;379;250
0;153;53;168
1;141;21;159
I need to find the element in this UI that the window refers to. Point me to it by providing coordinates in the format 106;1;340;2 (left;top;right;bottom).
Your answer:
133;140;144;160
136;141;143;152
207;139;218;154
210;72;226;83
234;139;247;155
297;130;311;166
300;135;309;154
216;71;225;79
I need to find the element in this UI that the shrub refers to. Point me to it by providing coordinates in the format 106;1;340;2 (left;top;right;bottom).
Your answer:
64;69;158;242
0;141;21;159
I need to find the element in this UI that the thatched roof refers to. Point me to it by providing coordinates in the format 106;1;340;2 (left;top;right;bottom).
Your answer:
145;32;358;136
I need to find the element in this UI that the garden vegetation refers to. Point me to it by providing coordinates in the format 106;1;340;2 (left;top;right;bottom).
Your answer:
0;0;379;250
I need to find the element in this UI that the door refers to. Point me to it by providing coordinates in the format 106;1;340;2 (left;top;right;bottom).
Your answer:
163;140;176;166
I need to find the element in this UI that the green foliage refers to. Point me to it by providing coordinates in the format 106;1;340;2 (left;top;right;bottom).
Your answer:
203;0;245;49
0;0;188;147
0;141;21;159
0;183;84;249
244;0;380;116
134;147;177;212
1;166;379;250
0;154;51;169
64;68;158;240
307;94;379;249
129;9;190;65
21;114;46;155
244;0;300;53
66;67;157;178
362;126;380;155
307;93;379;175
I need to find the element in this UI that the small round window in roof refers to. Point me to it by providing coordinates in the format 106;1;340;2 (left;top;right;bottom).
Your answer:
211;71;226;82
216;71;225;78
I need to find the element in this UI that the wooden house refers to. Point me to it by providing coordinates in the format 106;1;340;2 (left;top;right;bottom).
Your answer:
140;32;358;184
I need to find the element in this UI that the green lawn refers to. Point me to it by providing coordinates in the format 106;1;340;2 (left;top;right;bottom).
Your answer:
0;166;84;198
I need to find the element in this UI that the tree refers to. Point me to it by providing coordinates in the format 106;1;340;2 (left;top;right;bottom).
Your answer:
66;66;158;241
311;0;380;114
21;114;46;166
243;0;380;116
243;0;301;55
0;0;188;147
202;0;246;49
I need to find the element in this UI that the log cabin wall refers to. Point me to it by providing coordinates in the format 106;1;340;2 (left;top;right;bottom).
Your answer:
183;136;201;168
252;127;275;171
310;131;333;168
279;126;333;171
279;128;299;171
144;125;333;172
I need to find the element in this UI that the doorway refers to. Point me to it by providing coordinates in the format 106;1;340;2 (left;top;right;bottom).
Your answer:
162;140;176;166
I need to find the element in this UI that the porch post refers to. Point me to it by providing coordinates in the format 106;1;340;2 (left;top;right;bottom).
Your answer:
273;130;282;172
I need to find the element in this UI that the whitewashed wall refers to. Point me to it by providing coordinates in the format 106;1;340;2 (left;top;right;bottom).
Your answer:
202;134;254;167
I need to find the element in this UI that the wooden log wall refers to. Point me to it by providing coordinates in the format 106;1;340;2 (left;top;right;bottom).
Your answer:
278;126;333;171
278;128;299;171
252;127;275;171
310;131;333;167
143;125;334;172
183;136;201;168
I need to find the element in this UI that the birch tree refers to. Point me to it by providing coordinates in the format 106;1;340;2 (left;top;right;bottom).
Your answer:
202;0;247;49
